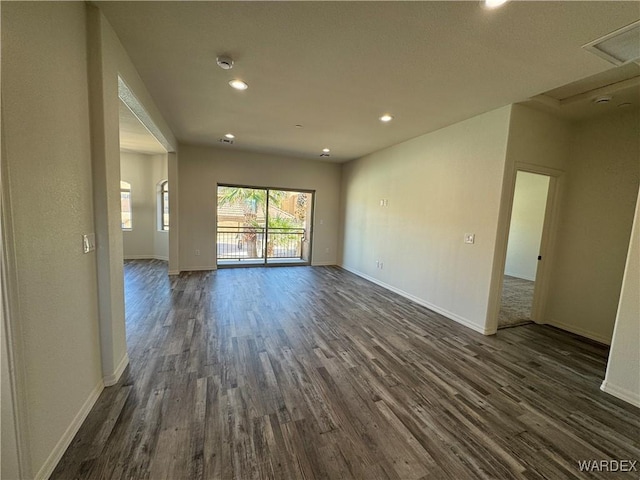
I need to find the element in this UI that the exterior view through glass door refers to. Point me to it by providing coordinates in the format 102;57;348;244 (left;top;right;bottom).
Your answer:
216;185;314;266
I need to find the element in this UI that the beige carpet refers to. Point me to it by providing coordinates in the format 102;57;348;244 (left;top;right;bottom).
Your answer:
498;275;534;329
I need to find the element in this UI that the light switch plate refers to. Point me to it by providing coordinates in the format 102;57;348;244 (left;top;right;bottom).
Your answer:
83;233;96;253
464;233;475;244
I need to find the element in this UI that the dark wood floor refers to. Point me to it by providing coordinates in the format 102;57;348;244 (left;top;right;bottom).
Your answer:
52;260;640;479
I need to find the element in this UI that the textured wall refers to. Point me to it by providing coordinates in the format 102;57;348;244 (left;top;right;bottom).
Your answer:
2;3;103;475
504;172;550;281
177;144;342;270
546;110;640;344
341;107;512;333
603;186;640;406
121;152;169;260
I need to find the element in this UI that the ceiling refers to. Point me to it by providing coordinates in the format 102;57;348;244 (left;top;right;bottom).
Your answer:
524;62;640;120
104;1;640;162
119;100;167;154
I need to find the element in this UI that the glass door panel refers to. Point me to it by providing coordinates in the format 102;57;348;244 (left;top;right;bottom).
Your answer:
217;185;314;267
266;190;312;264
217;186;267;264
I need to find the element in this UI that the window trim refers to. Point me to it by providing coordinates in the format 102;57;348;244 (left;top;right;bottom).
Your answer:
120;181;132;231
159;180;169;231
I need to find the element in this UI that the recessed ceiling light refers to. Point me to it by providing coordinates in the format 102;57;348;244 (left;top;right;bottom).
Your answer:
484;0;509;9
618;102;633;108
225;133;235;139
379;114;394;122
295;124;303;129
322;148;330;153
229;79;248;90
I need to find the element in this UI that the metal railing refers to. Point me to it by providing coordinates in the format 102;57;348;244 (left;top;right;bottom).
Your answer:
217;226;305;260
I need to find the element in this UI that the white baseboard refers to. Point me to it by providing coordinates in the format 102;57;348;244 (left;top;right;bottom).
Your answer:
601;380;640;408
504;271;536;282
311;261;337;266
179;266;216;272
35;380;104;480
123;255;168;261
340;265;490;335
546;319;611;345
168;270;180;276
103;353;129;387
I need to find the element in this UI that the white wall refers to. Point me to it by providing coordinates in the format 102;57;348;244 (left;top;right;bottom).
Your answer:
602;186;640;407
87;4;176;384
2;4;177;477
545;109;639;344
121;152;169;260
178;145;342;271
2;3;104;477
485;104;572;332
341;106;512;334
505;171;550;281
494;105;639;344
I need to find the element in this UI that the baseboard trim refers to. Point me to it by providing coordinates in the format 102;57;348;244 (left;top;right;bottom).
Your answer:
103;353;129;387
179;266;216;272
168;270;180;276
311;261;337;266
340;265;490;335
546;319;611;345
601;380;640;408
504;272;536;282
123;255;169;261
34;380;104;480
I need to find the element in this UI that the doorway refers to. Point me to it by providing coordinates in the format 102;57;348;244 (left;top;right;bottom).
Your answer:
216;185;314;267
498;171;551;328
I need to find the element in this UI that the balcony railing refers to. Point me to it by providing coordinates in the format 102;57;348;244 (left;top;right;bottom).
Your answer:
217;226;305;260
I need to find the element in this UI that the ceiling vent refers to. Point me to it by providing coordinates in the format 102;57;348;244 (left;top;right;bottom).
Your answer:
218;138;234;145
583;20;640;66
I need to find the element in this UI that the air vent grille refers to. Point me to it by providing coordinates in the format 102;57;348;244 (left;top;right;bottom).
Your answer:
583;20;640;66
219;138;234;145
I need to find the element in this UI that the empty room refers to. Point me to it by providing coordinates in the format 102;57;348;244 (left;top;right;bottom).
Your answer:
2;1;639;479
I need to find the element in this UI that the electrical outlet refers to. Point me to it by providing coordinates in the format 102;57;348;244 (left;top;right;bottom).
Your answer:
195;249;201;256
464;233;475;244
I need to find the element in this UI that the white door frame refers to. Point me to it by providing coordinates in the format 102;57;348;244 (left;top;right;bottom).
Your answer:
486;162;564;333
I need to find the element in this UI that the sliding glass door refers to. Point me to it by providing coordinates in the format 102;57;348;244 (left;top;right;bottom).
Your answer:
216;185;314;266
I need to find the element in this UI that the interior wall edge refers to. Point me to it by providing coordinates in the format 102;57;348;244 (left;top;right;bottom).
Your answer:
1;111;32;480
103;352;129;387
484;104;517;334
600;380;640;409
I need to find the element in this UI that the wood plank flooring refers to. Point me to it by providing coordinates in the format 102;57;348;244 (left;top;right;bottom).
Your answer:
51;260;640;479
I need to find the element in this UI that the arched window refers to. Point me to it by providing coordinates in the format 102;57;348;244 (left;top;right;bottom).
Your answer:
159;180;169;231
120;181;132;230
